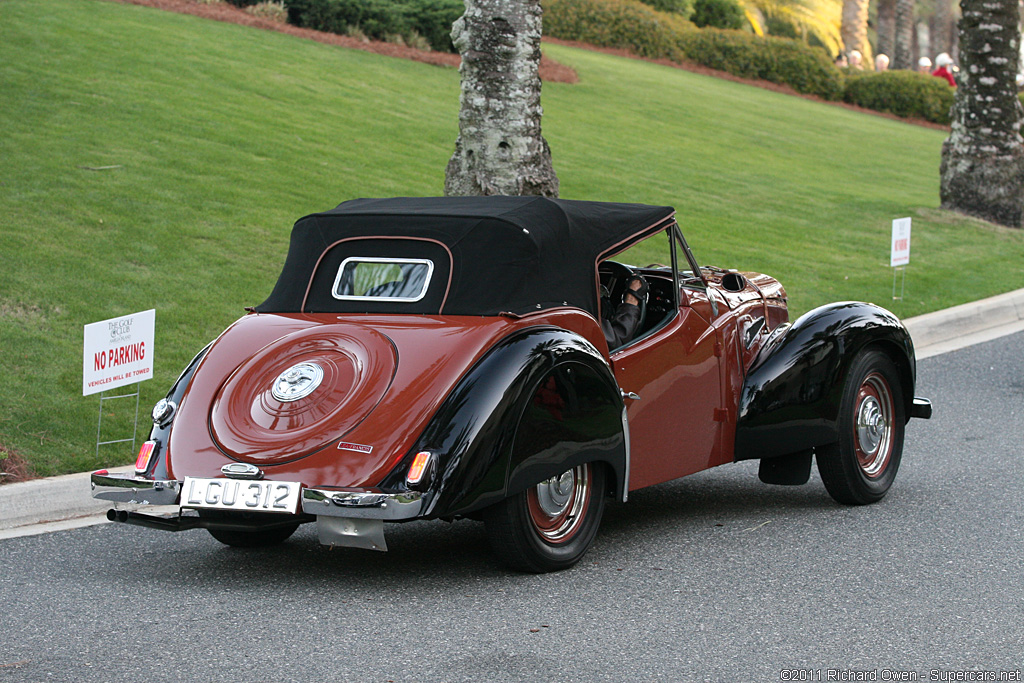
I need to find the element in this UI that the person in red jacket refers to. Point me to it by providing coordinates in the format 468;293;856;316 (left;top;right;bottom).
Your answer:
932;53;957;87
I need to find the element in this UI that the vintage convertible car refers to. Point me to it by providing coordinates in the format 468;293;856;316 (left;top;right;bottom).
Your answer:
92;196;932;572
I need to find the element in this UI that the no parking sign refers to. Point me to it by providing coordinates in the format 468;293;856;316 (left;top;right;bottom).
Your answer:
891;217;912;267
83;310;155;395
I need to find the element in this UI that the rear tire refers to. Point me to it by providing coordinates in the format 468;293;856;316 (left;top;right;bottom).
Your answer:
484;462;606;573
201;511;301;547
207;524;299;547
816;349;905;505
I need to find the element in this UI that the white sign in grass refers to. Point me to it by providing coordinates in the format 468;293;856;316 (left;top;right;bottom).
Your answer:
83;310;155;396
891;217;912;267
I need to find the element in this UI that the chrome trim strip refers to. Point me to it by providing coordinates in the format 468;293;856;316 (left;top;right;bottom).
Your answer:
621;404;631;503
302;488;423;520
91;472;181;506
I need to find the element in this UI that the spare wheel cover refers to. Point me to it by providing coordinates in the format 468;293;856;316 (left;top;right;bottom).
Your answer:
210;324;396;464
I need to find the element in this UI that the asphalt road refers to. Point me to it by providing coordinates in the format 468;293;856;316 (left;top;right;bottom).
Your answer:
1;333;1022;683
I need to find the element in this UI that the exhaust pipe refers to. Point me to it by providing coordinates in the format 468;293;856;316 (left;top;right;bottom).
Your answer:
105;508;203;532
105;508;308;533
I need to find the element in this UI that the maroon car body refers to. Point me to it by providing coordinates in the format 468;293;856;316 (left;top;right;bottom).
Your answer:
93;197;931;572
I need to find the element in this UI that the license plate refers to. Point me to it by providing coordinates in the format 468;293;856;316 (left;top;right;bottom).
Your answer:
181;477;301;514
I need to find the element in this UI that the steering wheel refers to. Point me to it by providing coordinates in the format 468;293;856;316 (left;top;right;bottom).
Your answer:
599;261;647;333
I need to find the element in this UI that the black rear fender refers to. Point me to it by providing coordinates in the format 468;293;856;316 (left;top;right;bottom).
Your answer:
380;328;627;519
141;343;212;480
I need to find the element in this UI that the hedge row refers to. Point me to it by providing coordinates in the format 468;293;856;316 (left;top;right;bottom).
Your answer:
844;70;955;124
284;0;464;52
545;0;843;100
677;28;843;100
543;0;690;61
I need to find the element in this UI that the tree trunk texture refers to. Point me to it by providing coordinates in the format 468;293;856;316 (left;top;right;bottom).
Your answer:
892;0;915;69
876;0;896;63
444;0;559;197
841;0;872;64
940;0;1024;227
932;0;955;57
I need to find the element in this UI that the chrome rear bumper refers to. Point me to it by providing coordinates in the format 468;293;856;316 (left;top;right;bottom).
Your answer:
91;471;181;505
90;472;423;520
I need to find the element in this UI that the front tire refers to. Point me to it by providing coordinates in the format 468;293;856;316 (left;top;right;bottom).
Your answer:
817;349;906;505
484;462;606;573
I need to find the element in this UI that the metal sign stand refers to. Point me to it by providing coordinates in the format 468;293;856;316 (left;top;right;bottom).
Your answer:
95;383;142;458
892;266;906;301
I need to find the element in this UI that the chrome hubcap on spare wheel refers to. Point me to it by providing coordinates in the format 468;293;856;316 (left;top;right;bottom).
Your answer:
271;362;324;402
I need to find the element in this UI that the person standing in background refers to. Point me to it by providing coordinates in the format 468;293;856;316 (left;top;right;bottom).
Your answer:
932;53;957;86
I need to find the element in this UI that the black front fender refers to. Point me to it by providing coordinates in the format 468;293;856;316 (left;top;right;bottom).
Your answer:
379;327;627;519
735;302;916;460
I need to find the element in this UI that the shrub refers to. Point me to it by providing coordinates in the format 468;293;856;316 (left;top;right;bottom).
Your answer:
677;29;844;100
225;0;263;7
637;0;693;18
544;0;691;61
245;1;288;22
545;0;841;99
691;0;743;30
763;13;798;39
843;70;955;124
286;0;464;52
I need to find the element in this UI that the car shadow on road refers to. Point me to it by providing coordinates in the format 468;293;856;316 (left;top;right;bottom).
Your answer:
91;461;860;592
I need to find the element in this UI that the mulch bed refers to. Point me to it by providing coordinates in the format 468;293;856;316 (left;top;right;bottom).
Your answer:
0;444;33;485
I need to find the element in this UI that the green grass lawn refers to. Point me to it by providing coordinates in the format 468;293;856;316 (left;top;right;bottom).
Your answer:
2;0;1023;477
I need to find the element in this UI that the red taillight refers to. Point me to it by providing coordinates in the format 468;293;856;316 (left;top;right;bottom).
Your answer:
406;451;433;486
135;441;157;473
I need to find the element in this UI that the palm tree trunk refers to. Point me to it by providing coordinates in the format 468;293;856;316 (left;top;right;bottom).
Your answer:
841;0;872;64
892;0;914;69
875;0;895;62
940;0;1024;227
932;0;954;56
444;0;559;197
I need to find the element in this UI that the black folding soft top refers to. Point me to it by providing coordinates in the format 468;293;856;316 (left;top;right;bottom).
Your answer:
257;196;675;317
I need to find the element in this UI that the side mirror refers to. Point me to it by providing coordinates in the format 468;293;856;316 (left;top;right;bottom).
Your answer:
721;272;747;293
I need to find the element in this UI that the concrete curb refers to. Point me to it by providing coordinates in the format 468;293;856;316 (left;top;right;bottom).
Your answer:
0;465;133;532
2;288;1023;536
904;287;1024;359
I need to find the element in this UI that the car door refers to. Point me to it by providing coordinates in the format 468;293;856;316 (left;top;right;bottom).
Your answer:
611;228;724;491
